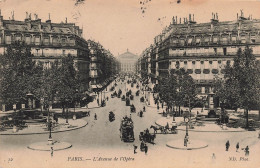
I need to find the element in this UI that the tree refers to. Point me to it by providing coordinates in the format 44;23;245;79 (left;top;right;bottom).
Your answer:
0;42;42;109
215;46;260;128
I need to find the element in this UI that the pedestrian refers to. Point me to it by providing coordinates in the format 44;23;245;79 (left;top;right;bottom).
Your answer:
133;145;137;154
107;96;109;101
94;113;97;120
225;140;230;151
144;144;148;155
184;136;187;147
143;106;146;112
50;147;53;157
212;153;216;160
244;146;249;156
236;142;239;152
97;98;99;106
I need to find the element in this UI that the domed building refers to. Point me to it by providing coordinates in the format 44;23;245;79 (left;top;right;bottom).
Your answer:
118;49;138;74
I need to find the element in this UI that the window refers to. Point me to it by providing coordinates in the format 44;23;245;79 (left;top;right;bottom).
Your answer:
62;50;66;56
209;61;213;64
218;60;221;64
221;37;228;44
213;37;218;43
223;48;227;56
200;61;204;64
241;36;246;44
35;36;40;45
227;60;231;65
204;37;210;43
184;61;187;64
195;38;201;44
43;37;49;45
25;36;31;44
188;38;193;44
251;35;256;43
5;35;11;44
15;35;21;41
214;48;217;55
212;69;219;74
231;36;237;42
192;61;195;64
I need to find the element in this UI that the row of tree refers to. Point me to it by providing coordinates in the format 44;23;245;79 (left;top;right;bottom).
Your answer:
156;65;197;116
0;42;86;113
154;46;260;127
214;46;260;127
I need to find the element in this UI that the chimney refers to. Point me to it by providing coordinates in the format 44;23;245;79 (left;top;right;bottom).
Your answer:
193;14;194;21
211;12;219;25
46;13;51;23
180;18;181;24
189;14;191;21
176;16;177;24
65;17;67;24
172;16;175;24
0;9;3;27
11;11;14;20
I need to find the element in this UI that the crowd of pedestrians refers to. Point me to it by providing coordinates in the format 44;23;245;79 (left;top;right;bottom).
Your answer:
225;140;249;156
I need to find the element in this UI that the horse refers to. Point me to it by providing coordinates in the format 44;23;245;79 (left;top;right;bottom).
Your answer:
150;125;160;134
159;126;167;134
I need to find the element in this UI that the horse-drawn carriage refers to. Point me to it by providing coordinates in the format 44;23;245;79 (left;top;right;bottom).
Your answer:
101;100;106;107
111;91;117;98
136;90;140;96
150;124;178;134
130;104;136;113
121;95;125;101
140;97;144;102
117;89;122;98
126;98;130;106
131;83;134;87
109;111;115;122
136;85;139;89
139;130;156;144
130;95;134;100
120;116;135;142
110;86;115;91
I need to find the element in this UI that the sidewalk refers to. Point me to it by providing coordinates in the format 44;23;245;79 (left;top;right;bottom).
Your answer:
0;118;88;135
155;116;246;132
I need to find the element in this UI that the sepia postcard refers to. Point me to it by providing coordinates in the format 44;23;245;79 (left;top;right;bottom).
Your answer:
0;0;260;168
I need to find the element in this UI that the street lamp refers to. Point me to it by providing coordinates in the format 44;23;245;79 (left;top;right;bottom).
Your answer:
65;98;69;124
44;99;53;144
185;117;189;136
26;92;34;109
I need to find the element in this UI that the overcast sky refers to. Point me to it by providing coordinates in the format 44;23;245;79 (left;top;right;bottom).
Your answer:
0;0;260;57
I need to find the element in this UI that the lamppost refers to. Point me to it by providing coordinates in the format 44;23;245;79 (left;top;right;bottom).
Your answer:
26;92;33;109
65;98;69;124
44;99;53;144
185;117;189;136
